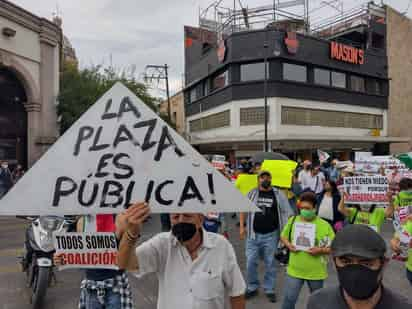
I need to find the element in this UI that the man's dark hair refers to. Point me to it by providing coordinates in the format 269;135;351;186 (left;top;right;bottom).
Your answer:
299;191;317;207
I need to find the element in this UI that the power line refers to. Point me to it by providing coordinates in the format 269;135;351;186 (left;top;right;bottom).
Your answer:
404;0;412;15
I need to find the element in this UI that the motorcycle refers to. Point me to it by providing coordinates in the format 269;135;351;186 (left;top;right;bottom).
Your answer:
20;216;74;309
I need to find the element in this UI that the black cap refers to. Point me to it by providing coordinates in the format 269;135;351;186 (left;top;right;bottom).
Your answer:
331;225;387;259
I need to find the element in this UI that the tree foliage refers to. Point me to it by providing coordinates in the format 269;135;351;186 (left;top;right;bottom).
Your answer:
58;62;160;133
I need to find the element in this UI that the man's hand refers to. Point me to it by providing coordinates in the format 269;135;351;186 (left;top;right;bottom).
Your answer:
53;253;65;266
125;202;151;236
307;247;324;256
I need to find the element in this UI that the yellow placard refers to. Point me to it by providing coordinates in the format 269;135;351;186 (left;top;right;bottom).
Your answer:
261;160;298;188
235;174;258;196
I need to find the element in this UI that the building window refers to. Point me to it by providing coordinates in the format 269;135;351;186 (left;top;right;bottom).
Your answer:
240;107;269;126
314;68;330;86
211;70;229;92
203;80;209;96
281;106;383;129
283;63;307;82
190;88;197;103
369;79;383;95
189;110;230;132
240;62;266;82
350;75;365;92
331;71;346;88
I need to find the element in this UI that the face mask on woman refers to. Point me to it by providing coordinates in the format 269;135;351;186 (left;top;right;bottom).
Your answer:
300;209;316;220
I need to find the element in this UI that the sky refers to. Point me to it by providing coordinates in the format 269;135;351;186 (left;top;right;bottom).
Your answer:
11;0;412;97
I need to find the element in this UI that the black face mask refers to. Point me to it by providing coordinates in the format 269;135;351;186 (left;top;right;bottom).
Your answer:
337;264;382;300
172;222;197;242
261;180;271;189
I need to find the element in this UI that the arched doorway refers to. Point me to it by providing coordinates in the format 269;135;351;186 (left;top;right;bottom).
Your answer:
0;68;28;168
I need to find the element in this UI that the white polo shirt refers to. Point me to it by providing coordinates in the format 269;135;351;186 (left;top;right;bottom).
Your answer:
135;230;246;309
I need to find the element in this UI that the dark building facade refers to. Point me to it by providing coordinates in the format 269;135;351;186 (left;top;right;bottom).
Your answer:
183;4;409;162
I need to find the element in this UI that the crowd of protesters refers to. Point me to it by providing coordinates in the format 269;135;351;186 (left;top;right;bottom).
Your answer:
0;160;24;199
47;156;412;309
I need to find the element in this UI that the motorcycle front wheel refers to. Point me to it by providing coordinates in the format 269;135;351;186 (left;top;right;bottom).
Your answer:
31;266;49;309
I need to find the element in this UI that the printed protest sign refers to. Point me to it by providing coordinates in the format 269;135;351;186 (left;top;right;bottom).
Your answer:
53;232;118;270
0;83;258;215
343;176;388;205
211;155;226;170
293;222;316;252
235;174;258;196
355;155;405;174
260;160;298;188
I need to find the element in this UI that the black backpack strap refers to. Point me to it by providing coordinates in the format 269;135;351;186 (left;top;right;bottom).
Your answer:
350;209;359;224
288;216;297;242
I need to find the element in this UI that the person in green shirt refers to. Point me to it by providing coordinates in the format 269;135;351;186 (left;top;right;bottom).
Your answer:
280;191;335;309
387;178;412;232
338;193;393;233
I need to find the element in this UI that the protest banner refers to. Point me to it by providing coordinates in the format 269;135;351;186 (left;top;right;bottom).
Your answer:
235;174;258;196
260;160;298;188
53;232;118;270
293;222;316;252
211;155;226;170
355;155;405;174
393;206;412;233
0;83;258;215
343;176;389;205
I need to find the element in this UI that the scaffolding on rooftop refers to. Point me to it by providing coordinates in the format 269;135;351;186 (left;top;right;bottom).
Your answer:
198;1;386;41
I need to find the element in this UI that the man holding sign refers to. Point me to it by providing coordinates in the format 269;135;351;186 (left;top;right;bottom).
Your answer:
118;202;246;309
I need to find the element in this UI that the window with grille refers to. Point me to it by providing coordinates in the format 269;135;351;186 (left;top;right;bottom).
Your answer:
240;107;269;126
189;110;230;132
281;106;383;129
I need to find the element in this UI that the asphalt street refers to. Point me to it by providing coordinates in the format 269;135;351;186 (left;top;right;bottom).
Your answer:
0;215;410;309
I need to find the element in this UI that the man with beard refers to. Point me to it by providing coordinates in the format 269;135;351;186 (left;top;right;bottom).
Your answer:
306;225;411;308
117;202;246;309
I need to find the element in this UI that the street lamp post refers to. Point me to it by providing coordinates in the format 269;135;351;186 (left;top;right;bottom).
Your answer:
263;30;269;152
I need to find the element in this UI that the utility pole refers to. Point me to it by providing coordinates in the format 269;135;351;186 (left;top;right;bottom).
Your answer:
263;29;269;152
143;64;172;122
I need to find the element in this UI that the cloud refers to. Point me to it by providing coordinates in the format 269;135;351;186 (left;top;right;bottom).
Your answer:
10;0;412;99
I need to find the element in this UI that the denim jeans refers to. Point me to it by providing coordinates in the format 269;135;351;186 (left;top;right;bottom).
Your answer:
407;269;412;286
246;230;279;293
84;289;121;309
281;275;324;309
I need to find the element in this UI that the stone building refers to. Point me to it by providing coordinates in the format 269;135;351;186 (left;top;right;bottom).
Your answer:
159;91;186;135
386;6;412;153
0;0;62;168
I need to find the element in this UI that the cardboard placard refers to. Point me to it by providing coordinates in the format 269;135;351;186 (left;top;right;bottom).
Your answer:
53;232;118;270
0;83;258;215
343;176;388;205
260;160;297;189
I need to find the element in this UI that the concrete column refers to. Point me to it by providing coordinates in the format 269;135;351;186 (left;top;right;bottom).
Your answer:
24;102;41;167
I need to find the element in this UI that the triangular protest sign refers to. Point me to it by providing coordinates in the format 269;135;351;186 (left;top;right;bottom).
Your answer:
0;83;258;215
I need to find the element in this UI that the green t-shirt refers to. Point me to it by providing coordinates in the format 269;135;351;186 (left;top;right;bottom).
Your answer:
394;191;412;207
348;207;385;232
281;216;335;280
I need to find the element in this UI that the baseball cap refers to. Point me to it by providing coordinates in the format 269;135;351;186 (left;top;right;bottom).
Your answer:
331;225;387;259
258;170;271;177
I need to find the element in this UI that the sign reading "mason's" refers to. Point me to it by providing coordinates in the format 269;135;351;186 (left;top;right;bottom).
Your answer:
330;41;365;65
